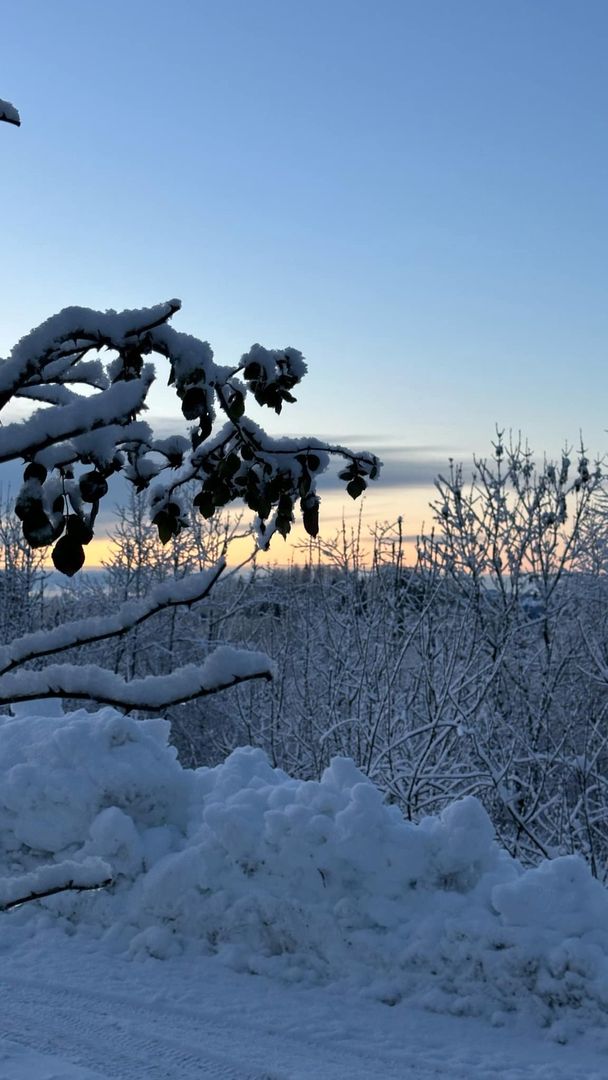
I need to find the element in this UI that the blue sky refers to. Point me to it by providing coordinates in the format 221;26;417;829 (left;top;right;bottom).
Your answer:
2;0;608;549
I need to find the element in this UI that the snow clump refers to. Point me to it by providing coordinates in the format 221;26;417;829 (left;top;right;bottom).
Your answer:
1;707;608;1038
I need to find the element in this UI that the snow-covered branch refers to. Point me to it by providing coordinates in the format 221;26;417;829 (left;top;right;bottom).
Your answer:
0;297;380;574
0;374;154;464
0;647;274;712
0;859;112;912
0;98;20;126
0;559;227;675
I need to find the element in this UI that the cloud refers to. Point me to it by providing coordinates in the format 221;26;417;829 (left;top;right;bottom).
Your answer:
318;446;454;493
0;418;462;547
145;419;460;493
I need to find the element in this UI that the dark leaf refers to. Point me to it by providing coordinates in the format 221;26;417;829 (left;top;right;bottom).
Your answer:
79;470;108;503
24;462;47;483
193;490;215;519
66;514;94;545
338;466;356;482
224;452;241;478
276;516;292;538
278;493;293;517
52;535;85;576
22;510;57;548
152;510;177;544
181;386;207;421
227;390;245;421
212;481;232;507
298;471;312;497
346;476;367;500
302;500;319;538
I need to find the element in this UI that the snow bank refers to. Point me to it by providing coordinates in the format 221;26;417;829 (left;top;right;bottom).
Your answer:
1;708;608;1038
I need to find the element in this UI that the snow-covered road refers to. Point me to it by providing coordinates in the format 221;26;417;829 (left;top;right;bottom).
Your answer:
0;935;606;1080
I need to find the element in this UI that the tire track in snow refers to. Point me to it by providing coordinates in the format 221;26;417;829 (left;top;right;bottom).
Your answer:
0;973;423;1080
1;964;606;1080
0;968;474;1080
0;979;286;1080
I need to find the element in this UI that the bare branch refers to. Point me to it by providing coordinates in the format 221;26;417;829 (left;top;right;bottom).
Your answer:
0;858;113;912
1;878;112;912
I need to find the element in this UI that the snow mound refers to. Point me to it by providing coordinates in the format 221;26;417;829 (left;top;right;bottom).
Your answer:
2;708;608;1038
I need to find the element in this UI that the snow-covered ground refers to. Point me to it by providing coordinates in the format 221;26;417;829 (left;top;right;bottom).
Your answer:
2;705;608;1077
1;934;607;1079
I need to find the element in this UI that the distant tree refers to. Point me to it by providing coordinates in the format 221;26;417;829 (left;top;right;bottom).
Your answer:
0;498;46;644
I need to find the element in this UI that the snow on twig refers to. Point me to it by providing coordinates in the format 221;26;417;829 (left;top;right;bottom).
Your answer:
0;858;112;912
0;300;180;399
0;99;20;126
0;647;274;712
0;375;154;463
0;559;227;675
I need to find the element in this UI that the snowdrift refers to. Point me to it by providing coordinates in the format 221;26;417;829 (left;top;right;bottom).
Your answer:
2;707;608;1038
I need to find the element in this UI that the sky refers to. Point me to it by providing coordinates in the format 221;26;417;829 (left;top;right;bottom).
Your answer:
1;0;608;563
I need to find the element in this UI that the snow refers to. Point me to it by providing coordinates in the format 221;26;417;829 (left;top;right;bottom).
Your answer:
0;301;179;395
152;325;216;389
0;1040;105;1080
2;707;608;1052
1;935;607;1079
0;375;154;464
0;857;111;910
0;554;271;711
240;343;308;382
0;649;273;710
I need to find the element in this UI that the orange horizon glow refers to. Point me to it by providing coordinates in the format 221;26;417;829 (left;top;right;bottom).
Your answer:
41;486;437;574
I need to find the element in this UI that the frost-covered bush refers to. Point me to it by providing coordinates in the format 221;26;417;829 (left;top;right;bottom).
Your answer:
2;706;608;1038
189;443;608;875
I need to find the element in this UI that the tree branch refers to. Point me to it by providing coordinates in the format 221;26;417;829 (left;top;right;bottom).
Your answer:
0;99;20;126
1;878;112;912
0;858;112;912
0;558;227;675
0;375;154;463
0;648;274;712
